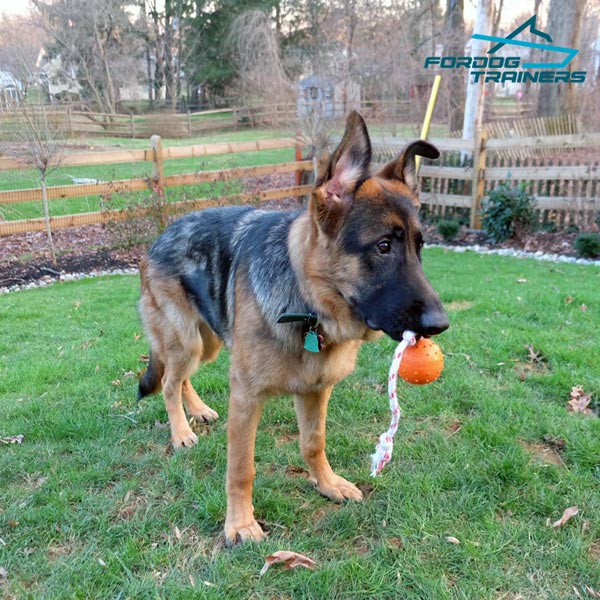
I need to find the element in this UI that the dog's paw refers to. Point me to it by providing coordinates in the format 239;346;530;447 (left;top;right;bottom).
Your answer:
171;427;198;449
314;474;364;503
189;405;219;424
224;519;266;546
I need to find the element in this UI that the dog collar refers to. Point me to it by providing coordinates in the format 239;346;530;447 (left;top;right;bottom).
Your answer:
276;312;323;352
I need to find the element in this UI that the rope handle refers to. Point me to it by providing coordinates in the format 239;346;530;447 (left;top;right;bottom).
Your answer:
370;330;416;477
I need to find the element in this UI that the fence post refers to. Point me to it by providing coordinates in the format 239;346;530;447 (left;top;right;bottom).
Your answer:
295;131;303;187
130;112;135;138
470;129;487;229
150;134;167;227
151;134;164;186
67;106;73;137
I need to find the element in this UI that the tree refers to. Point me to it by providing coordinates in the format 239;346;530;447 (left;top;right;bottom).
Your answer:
443;0;465;131
0;101;68;265
537;0;586;117
0;15;44;96
228;10;292;109
141;0;193;108
33;0;144;113
462;0;492;146
183;0;280;105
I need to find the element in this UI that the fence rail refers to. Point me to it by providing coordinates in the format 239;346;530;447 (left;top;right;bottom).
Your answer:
373;130;600;229
0;136;310;236
1;129;599;237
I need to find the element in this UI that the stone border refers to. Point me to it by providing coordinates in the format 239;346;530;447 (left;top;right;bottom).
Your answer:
425;243;600;267
0;267;139;295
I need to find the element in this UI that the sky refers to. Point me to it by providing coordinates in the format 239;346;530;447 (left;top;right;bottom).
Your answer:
0;0;30;17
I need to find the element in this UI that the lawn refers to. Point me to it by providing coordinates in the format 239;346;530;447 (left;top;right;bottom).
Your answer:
0;145;296;221
1;249;599;599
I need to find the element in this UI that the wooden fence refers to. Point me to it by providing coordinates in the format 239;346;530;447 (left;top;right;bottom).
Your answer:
0;107;252;140
373;131;600;229
0;136;311;236
1;130;599;237
0;100;418;140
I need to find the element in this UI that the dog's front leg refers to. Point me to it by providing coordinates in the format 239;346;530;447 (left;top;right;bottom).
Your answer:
224;380;266;546
294;387;363;503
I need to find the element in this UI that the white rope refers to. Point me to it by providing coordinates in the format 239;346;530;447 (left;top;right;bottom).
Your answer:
370;330;416;477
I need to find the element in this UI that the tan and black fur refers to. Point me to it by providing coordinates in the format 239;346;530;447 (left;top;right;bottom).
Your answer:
138;111;449;545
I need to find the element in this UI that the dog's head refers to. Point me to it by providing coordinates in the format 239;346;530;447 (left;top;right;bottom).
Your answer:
309;111;449;341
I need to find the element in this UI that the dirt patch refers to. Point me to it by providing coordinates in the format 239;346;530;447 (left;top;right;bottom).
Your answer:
423;222;586;257
0;171;594;289
519;440;565;467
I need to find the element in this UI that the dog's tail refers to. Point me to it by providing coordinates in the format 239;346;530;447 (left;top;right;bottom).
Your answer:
138;351;165;400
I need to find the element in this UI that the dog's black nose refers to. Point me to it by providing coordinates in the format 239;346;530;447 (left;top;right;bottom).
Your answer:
419;308;449;337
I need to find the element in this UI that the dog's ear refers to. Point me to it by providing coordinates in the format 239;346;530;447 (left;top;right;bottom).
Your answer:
312;110;371;237
377;140;439;198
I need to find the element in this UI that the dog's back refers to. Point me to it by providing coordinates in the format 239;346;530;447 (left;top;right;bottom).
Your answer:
143;205;308;346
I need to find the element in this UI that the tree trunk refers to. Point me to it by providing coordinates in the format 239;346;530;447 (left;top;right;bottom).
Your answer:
537;0;585;117
40;174;56;266
444;0;465;131
462;0;492;147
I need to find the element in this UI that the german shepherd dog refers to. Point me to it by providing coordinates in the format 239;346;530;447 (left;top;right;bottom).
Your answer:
138;111;449;545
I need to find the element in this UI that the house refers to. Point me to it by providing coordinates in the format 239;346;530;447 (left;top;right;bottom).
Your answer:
36;49;82;102
0;70;22;109
298;75;361;120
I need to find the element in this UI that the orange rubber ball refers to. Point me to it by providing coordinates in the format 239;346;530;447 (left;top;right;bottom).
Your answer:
398;337;444;385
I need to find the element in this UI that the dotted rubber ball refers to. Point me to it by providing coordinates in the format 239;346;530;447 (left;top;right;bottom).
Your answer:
398;337;444;385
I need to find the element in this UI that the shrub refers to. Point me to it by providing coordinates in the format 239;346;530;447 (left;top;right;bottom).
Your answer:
437;219;460;242
574;233;600;258
481;183;537;243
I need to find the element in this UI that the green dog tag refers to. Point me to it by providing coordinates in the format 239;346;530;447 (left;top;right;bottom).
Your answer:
304;330;320;353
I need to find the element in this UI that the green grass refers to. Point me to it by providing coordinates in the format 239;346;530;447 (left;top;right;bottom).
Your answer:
1;249;600;599
0;146;295;221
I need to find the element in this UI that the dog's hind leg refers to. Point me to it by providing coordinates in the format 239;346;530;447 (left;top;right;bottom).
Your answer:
163;354;201;449
294;387;363;503
182;322;222;423
182;379;219;423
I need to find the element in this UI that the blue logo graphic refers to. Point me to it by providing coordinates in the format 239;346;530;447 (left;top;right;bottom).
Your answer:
472;15;579;70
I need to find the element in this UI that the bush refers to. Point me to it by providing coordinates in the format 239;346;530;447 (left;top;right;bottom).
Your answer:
574;233;600;258
437;219;460;242
481;183;537;243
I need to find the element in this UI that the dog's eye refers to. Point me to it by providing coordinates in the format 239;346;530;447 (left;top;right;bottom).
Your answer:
376;240;392;254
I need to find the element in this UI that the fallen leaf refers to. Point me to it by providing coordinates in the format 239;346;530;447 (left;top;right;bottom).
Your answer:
0;434;24;445
565;295;574;304
552;506;579;529
567;386;596;416
98;558;107;567
260;550;316;576
0;566;7;579
517;278;528;284
525;344;545;363
445;536;461;545
580;304;588;312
